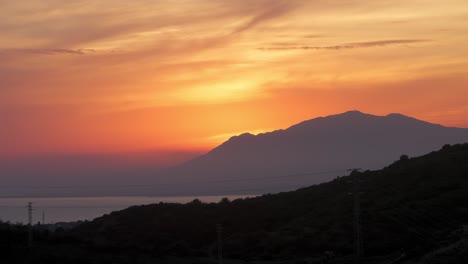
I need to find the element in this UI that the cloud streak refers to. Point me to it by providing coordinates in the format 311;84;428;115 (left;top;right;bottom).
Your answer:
2;48;96;55
232;1;295;34
258;39;429;51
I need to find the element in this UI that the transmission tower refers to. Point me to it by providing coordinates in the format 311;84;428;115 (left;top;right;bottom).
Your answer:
27;202;33;248
349;168;362;264
217;224;223;264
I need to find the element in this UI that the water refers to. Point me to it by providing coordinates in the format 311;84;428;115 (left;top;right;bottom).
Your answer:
0;195;252;224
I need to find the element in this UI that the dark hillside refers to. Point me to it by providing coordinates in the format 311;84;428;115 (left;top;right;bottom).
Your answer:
2;143;468;263
72;143;468;262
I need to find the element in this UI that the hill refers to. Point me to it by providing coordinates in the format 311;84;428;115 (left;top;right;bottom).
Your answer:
158;111;468;196
3;143;466;263
75;143;468;262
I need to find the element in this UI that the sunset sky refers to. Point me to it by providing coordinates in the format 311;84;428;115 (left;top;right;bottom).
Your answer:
1;0;468;164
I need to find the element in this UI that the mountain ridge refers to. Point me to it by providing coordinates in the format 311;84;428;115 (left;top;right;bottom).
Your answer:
163;111;468;195
207;111;454;155
4;110;467;198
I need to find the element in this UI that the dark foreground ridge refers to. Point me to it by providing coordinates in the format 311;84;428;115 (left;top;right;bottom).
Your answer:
2;143;468;263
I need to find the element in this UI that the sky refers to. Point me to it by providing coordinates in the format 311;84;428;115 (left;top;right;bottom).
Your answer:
1;0;468;166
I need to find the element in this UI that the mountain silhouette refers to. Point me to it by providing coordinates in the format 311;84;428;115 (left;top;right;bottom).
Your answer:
161;111;468;194
4;110;467;198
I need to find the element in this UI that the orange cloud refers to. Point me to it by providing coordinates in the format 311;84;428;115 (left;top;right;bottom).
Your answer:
258;39;429;50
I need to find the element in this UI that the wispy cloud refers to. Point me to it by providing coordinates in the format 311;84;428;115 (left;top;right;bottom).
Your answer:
2;48;96;55
258;39;429;51
303;34;325;39
231;1;296;34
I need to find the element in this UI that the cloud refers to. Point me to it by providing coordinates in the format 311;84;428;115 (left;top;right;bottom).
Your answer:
344;39;429;48
231;1;295;34
258;39;429;51
1;48;96;55
303;34;325;39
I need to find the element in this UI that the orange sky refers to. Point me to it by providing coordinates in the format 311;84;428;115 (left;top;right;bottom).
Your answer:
1;0;468;160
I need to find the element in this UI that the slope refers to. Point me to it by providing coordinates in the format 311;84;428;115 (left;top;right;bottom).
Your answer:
70;143;468;262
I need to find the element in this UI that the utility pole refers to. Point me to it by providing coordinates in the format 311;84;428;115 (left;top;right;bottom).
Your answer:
349;169;362;264
42;210;45;225
217;224;223;264
27;202;33;248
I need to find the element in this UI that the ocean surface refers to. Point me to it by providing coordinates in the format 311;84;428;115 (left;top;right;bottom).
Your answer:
0;195;252;224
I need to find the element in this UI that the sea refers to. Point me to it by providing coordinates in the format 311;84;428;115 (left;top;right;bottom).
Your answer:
0;195;253;224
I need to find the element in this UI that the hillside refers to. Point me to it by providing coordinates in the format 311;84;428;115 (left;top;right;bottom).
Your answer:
76;143;468;262
3;143;468;263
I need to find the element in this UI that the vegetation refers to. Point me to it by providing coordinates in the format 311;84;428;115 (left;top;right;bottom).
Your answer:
2;143;468;263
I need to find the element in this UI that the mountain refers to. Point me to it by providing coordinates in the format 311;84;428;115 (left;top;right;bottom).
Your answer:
160;111;468;195
4;110;467;198
6;143;468;263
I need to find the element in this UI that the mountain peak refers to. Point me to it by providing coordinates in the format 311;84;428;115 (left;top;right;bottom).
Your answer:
386;113;408;118
327;110;378;120
287;110;375;131
336;111;418;121
342;110;366;115
338;111;411;119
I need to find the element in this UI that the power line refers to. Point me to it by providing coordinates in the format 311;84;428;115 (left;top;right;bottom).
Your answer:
367;186;455;246
375;184;460;229
217;224;223;264
0;182;323;209
0;206;129;209
0;169;348;190
348;168;362;264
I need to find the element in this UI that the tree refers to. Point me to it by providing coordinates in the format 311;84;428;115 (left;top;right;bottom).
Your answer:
400;154;409;161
